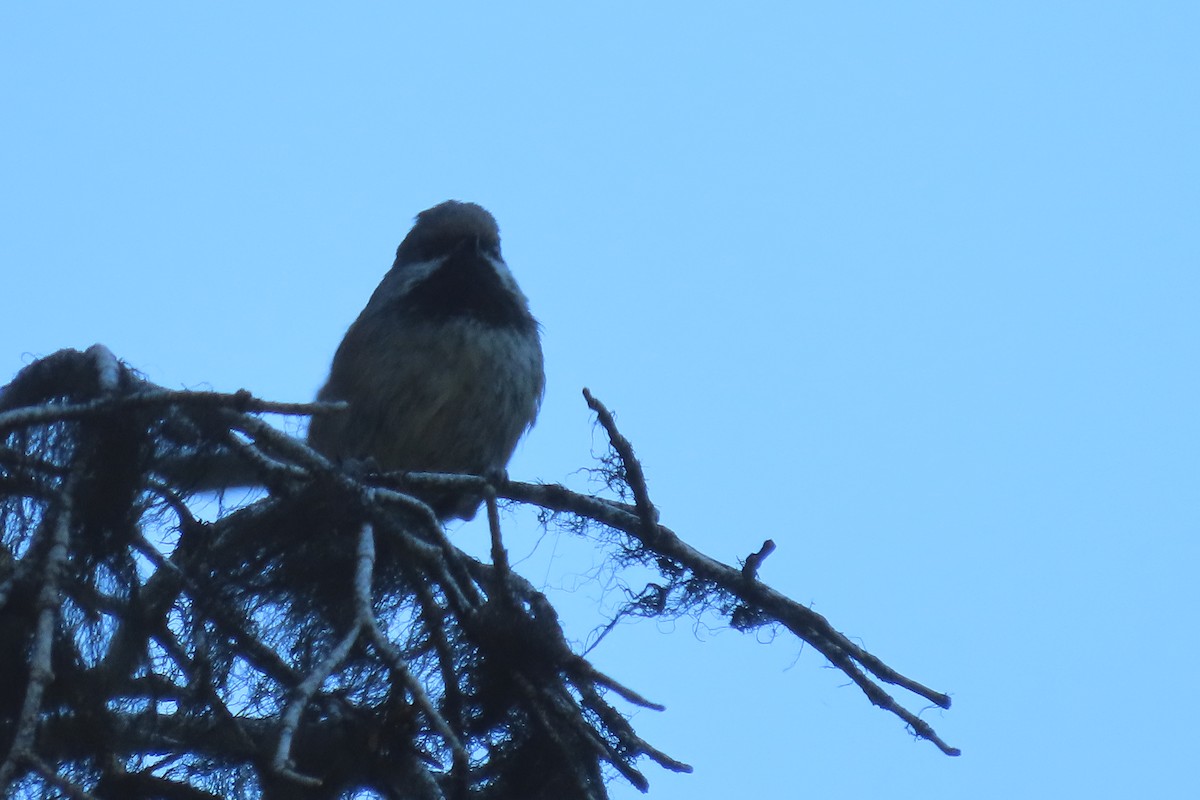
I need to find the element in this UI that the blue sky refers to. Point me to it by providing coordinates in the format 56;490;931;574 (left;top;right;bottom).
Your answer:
2;3;1197;798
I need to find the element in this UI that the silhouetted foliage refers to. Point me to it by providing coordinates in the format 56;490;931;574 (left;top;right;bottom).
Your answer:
0;346;956;799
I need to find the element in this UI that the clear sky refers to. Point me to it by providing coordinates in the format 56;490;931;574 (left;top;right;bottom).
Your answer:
2;3;1197;798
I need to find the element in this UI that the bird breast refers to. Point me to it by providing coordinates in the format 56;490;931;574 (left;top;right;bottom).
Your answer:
311;313;544;477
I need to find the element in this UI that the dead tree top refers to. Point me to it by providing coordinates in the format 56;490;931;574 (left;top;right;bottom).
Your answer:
0;345;957;800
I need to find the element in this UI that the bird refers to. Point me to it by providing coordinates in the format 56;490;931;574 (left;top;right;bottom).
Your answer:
307;201;545;520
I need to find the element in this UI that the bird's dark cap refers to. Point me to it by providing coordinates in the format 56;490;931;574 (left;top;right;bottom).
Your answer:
395;201;501;264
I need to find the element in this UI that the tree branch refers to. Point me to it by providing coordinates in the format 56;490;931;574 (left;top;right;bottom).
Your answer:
1;348;958;800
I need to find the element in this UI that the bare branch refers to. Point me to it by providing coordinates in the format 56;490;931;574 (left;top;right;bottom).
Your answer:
271;622;361;780
0;470;74;786
741;539;776;580
504;392;959;756
353;522;469;776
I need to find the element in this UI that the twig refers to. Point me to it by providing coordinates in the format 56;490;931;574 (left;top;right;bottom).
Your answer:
409;577;467;740
352;523;470;777
484;486;512;601
511;673;615;798
742;539;776;580
271;614;362;784
571;660;666;712
25;753;101;800
0;385;344;437
0;474;75;786
367;494;481;615
583;388;660;543
574;679;692;775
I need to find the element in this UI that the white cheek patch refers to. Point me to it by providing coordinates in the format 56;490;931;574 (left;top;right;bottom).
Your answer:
396;257;447;293
483;254;530;305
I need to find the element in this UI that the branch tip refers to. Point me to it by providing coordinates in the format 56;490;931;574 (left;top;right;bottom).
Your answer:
742;539;777;580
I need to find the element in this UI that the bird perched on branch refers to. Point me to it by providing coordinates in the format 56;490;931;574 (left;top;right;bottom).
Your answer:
308;201;545;520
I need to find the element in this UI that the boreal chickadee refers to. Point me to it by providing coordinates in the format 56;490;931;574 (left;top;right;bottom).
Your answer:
307;201;544;520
